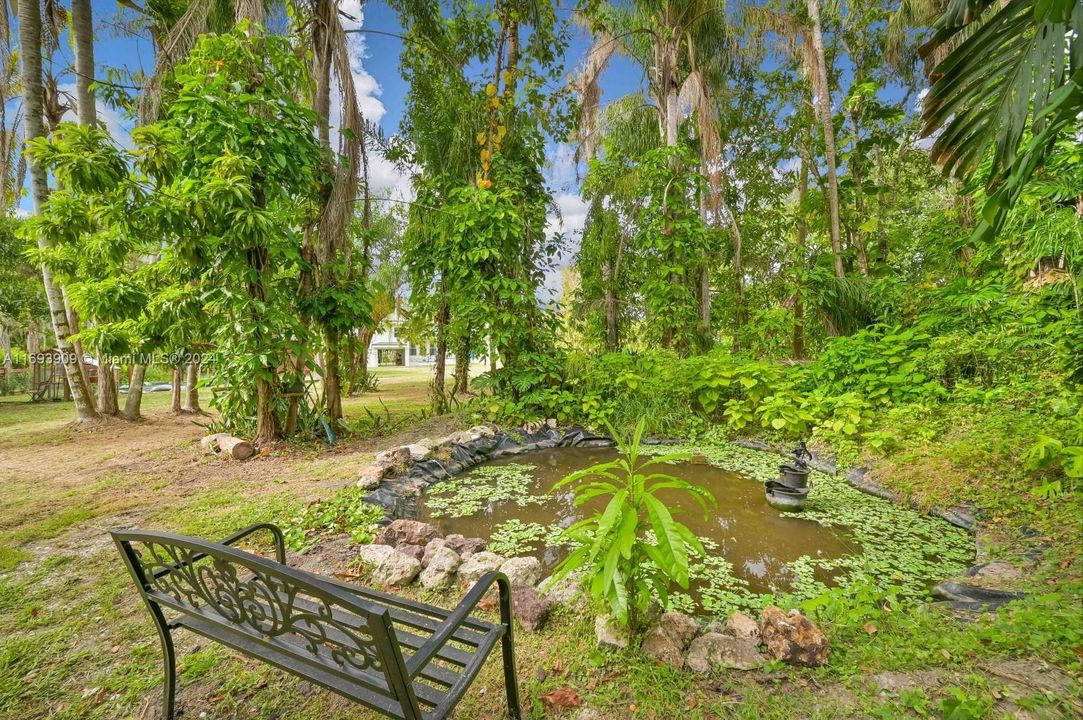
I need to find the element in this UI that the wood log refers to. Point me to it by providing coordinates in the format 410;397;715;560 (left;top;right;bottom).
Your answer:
200;433;255;461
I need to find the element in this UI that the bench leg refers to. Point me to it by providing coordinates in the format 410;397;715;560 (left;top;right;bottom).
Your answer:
497;579;521;720
149;605;177;720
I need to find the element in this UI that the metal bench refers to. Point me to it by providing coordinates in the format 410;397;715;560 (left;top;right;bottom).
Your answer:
112;524;520;720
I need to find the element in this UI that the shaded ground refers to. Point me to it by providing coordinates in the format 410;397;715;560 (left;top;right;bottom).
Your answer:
0;371;1079;719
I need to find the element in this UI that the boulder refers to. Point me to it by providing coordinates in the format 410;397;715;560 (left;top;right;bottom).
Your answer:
357;545;421;587
685;633;765;674
396;544;425;562
760;606;829;668
458;552;505;587
640;627;685;669
511;586;552;632
656;612;698;649
595;615;628;650
723;611;761;642
419;546;462;589
640;612;698;669
374;447;413;473
404;443;430;462
499;556;542;587
356;474;381;491
467;425;496;441
444;534;487;557
538;570;588;610
374;519;441;548
421;539;446;567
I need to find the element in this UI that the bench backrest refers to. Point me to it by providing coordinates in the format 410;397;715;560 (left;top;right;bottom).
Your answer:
112;529;423;719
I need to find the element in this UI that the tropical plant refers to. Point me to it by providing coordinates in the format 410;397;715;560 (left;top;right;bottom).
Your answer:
919;0;1083;240
548;419;716;631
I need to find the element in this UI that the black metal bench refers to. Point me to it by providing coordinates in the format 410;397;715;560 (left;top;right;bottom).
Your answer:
112;524;520;720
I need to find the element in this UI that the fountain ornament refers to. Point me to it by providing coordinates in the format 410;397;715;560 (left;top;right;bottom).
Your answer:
764;441;813;512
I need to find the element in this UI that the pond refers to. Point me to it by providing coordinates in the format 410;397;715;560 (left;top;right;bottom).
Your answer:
413;442;975;617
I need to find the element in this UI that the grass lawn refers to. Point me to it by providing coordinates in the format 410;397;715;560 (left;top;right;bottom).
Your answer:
0;374;1079;719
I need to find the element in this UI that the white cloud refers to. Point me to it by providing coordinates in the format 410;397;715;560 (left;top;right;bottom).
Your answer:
541;192;590;300
59;84;133;148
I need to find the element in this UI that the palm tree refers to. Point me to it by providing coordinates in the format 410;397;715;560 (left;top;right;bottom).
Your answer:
919;0;1083;239
19;0;98;421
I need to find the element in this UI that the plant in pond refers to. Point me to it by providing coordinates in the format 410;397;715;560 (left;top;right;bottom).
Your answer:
424;463;547;518
549;419;716;631
487;519;568;557
280;488;386;552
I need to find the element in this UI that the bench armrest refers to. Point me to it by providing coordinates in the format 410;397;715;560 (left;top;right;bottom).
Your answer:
219;523;287;565
404;572;511;678
149;523;286;579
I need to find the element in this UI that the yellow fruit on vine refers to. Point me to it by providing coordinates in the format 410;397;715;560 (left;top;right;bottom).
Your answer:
476;132;487;145
485;82;498;97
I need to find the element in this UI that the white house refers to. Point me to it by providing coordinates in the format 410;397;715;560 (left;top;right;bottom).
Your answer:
365;308;493;369
366;309;435;367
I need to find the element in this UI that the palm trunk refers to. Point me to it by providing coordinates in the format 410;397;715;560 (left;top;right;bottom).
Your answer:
98;364;118;415
793;137;811;360
604;285;619;351
806;0;845;279
123;364;146;420
20;0;98;421
183;361;200;412
846;110;869;276
72;0;96;127
324;329;343;424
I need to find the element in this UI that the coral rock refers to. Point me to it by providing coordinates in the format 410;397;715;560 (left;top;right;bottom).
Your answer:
760;605;830;668
685;633;765;674
374;519;441;548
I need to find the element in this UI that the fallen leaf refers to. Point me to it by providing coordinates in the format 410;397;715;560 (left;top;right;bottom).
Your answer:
862;622;878;636
540;688;581;711
941;649;951;660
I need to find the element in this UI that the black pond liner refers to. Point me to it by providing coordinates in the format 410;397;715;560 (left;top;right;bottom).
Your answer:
363;427;1010;612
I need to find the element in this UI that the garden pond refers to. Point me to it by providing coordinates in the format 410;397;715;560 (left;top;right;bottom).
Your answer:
414;442;975;617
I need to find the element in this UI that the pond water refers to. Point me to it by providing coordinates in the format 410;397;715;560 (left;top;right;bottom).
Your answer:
416;447;860;596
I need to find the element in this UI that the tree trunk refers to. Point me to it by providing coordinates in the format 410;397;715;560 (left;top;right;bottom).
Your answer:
20;0;98;422
0;325;11;370
170;366;182;413
324;329;343;426
357;326;374;391
71;0;96;127
432;290;449;414
846;110;870;276
254;377;278;447
123;364;145;420
604;285;619;351
183;361;200;412
793;135;811;360
806;0;845;279
98;363;118;415
453;333;471;395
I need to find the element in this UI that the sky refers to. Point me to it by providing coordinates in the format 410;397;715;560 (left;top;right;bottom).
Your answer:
42;0;648;297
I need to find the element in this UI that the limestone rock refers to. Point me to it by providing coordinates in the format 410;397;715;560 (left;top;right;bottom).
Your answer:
656;612;698;649
499;556;542;587
419;546;462;589
374;447;412;473
760;605;829;668
458;551;505;587
374;519;441;548
444;534;487;557
511;586;552;632
467;425;496;440
640;627;685;669
685;633;765;674
356;474;381;491
396;544;425;562
595;615;628;650
404;443;430;462
358;544;421;587
538;570;587;609
723;611;761;642
421;539;446;567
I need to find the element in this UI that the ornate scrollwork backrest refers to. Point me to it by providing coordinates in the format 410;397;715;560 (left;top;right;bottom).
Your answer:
115;533;394;683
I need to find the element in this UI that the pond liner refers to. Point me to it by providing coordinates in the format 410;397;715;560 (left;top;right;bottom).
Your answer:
930;581;1026;611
